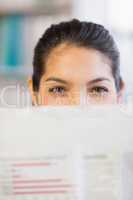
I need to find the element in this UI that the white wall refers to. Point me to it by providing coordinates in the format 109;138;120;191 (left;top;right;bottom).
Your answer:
72;0;108;25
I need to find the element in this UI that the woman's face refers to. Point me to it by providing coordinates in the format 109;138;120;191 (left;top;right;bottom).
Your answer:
30;43;124;106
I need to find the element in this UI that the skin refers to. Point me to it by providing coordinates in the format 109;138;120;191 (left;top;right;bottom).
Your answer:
29;43;125;106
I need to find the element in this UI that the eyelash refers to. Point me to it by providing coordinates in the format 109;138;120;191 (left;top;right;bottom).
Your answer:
89;86;109;95
48;86;67;95
48;86;109;96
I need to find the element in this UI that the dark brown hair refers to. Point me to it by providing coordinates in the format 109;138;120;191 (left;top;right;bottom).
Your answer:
32;19;122;92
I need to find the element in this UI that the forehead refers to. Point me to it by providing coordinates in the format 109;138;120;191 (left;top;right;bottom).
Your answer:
44;44;112;83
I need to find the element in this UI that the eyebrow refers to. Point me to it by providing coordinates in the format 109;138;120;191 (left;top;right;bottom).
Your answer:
45;77;68;84
45;77;111;85
87;77;111;85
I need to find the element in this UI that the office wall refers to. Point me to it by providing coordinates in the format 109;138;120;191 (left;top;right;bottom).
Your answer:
0;0;133;107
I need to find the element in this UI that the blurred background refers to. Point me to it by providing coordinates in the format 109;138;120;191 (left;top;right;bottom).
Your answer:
0;0;133;107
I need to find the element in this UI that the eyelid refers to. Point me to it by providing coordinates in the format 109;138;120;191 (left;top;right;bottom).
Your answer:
88;84;109;89
49;85;68;89
48;85;68;93
88;86;109;93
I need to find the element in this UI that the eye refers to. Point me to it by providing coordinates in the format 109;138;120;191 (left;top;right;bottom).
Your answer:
89;86;109;97
48;86;66;96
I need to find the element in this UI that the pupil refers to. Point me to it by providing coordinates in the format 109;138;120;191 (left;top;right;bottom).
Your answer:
55;87;63;93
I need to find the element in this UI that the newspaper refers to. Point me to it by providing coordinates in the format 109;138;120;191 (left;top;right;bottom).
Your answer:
0;107;133;200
